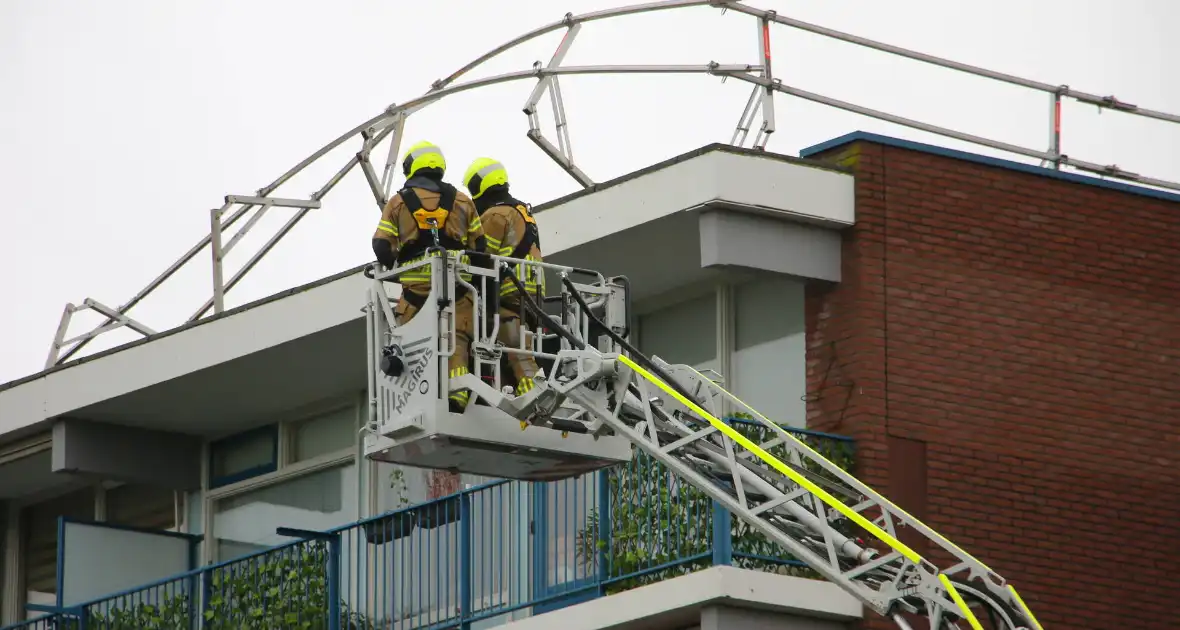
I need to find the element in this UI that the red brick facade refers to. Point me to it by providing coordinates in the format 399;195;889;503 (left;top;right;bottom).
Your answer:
803;139;1180;630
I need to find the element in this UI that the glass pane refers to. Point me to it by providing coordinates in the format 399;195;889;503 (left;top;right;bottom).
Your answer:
637;291;718;373
106;484;176;531
186;490;203;536
212;463;358;561
733;275;806;427
24;488;94;597
290;405;356;463
210;427;277;482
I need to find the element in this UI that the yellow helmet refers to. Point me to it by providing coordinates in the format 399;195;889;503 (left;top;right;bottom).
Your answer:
401;141;446;178
463;157;508;200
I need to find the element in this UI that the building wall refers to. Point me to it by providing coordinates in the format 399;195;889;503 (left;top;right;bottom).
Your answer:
803;140;1180;630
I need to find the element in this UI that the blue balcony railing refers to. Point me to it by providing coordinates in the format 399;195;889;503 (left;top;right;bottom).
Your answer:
5;422;853;630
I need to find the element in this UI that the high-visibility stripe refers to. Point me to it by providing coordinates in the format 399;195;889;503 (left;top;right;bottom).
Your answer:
409;146;441;161
939;575;984;630
687;364;996;575
1006;585;1044;630
617;354;924;564
377;224;396;235
398;251;474;282
448;366;471;406
476;161;505;179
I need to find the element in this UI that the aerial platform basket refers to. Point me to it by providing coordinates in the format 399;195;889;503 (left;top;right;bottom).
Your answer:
362;252;634;482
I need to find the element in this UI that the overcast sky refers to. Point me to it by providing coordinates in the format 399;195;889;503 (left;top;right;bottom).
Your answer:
1;0;1175;385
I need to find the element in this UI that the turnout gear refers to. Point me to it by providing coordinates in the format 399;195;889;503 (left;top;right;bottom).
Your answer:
463;158;545;396
373;142;488;412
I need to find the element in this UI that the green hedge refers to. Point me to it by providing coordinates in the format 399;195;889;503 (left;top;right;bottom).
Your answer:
65;541;378;630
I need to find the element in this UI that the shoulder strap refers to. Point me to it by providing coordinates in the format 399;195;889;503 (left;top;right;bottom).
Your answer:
506;197;540;257
400;185;456;213
437;182;457;211
511;199;536;225
399;187;422;212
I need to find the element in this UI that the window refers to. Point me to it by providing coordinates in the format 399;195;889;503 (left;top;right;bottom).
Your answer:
637;291;718;374
633;275;807;427
212;463;358;560
205;400;360;562
208;425;278;489
22;488;95;603
106;484;177;532
732;275;806;427
288;405;355;464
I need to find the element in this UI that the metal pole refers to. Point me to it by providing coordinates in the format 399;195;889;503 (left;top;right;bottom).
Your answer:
727;72;1055;162
53;201;248;364
209;207;226;315
1050;89;1063;169
755;13;775;148
44;304;75;369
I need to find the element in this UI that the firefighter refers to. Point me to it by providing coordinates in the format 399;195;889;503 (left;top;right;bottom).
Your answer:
462;157;545;396
372;141;488;412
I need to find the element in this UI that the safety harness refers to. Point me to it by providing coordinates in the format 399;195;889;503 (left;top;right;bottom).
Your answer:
395;183;466;265
504;197;540;260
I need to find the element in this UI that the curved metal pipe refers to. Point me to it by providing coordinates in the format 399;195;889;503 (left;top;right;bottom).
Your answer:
365;62;756;139
48;0;1180;367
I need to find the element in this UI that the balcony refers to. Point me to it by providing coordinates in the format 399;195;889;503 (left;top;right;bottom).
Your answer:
6;422;854;630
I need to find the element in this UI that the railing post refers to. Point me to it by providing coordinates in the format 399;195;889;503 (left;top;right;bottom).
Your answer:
328;533;341;630
200;570;212;630
596;469;612;595
459;492;473;630
275;527;341;630
711;501;732;566
1047;87;1064;170
209;206;226;314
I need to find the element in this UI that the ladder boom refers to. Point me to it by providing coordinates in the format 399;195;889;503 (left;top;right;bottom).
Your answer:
547;348;1041;630
363;256;1044;630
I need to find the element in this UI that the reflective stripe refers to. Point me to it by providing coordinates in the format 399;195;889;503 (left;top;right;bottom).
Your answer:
516;376;535;395
468;216;483;233
377;221;396;235
449;390;470;405
485;235;503;249
476;161;505;179
398;250;474;282
500;254;544;296
410;146;442;161
449;366;471;406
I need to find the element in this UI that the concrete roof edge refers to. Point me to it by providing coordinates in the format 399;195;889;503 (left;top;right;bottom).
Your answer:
800;130;1180;205
531;142;853;214
0;263;371;394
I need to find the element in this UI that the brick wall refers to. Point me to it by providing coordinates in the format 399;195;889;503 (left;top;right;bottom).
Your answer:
804;140;1180;630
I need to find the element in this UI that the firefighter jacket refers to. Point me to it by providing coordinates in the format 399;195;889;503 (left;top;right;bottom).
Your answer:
372;178;486;295
480;198;544;299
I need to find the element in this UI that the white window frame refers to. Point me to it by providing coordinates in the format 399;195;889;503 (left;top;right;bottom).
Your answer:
201;391;364;564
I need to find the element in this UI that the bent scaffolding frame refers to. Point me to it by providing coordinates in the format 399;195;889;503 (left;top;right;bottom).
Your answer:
44;0;1179;368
